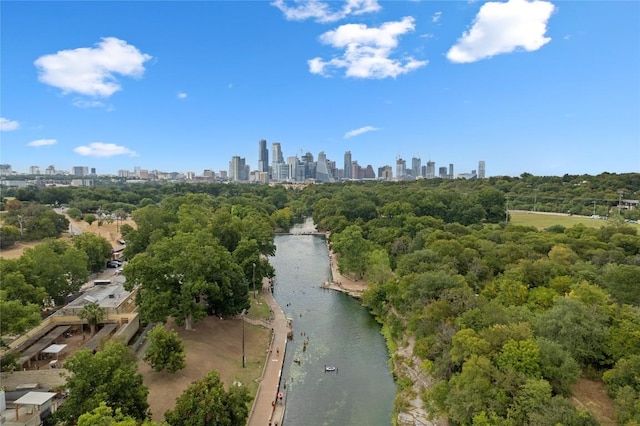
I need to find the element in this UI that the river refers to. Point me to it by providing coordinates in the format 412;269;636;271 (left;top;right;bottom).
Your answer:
269;226;396;426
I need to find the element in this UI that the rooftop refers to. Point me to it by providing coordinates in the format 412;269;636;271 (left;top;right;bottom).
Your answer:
63;278;130;311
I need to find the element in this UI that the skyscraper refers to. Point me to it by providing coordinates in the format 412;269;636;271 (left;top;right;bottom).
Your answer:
439;167;448;178
478;160;486;179
315;151;334;182
396;157;406;179
344;151;352;179
72;166;88;176
378;165;393;180
449;163;454;179
426;161;435;179
258;139;269;173
363;165;375;179
272;142;284;167
229;156;247;181
411;157;421;177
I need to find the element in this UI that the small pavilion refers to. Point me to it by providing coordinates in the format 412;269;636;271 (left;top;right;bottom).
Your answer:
12;391;57;420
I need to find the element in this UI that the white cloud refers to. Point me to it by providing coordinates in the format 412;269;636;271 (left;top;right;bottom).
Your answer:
74;142;137;157
272;0;381;23
34;37;152;97
177;92;188;99
432;11;442;23
1;117;20;131
27;139;57;147
344;125;380;138
308;17;427;79
73;98;108;109
446;0;555;64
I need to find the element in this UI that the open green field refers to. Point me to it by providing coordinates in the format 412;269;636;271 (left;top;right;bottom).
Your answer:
509;210;640;231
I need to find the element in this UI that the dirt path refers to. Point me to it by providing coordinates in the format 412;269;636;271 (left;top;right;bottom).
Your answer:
571;379;616;425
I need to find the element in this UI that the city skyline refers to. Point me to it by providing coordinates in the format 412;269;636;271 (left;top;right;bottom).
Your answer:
1;141;485;182
1;1;639;177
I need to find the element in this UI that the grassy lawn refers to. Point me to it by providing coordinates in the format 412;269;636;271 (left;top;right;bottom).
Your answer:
509;210;639;231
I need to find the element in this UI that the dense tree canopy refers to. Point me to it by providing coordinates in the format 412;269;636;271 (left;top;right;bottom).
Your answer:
54;341;149;424
72;232;114;273
2;174;638;424
0;290;41;335
143;324;186;373
17;240;89;305
164;371;250;426
123;194;275;329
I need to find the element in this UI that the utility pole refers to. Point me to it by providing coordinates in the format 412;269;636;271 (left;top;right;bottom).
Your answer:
252;262;256;299
618;191;624;216
592;201;597;217
533;189;539;212
242;309;246;368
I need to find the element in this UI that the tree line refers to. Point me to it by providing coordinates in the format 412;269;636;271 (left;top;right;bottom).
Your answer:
2;174;639;424
309;181;640;424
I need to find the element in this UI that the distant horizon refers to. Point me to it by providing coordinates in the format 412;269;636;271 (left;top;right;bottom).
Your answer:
2;1;638;177
3;158;638;180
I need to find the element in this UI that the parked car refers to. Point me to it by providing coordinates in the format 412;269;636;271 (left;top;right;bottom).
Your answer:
106;260;120;268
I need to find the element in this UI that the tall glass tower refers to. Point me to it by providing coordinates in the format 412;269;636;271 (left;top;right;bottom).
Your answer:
344;151;352;179
258;139;269;173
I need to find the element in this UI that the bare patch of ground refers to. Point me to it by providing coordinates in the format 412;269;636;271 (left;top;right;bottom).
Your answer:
0;217;135;259
140;316;271;422
0;241;42;259
571;378;616;425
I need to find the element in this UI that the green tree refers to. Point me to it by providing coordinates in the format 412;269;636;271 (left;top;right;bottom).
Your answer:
84;213;97;225
536;337;580;396
66;207;83;220
73;232;114;273
0;259;48;305
125;229;246;330
164;370;250;426
450;328;491;366
0;290;41;335
527;396;599;425
507;378;552;425
366;249;393;285
445;355;497;425
18;242;89;305
3;204;69;240
600;264;640;305
78;402;159;426
607;305;640;362
535;297;609;366
78;302;106;336
331;225;374;278
603;355;640;425
496;339;541;378
0;225;20;248
143;325;186;373
54;340;149;424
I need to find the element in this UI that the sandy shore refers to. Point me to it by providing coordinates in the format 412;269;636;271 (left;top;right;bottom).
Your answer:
322;238;369;299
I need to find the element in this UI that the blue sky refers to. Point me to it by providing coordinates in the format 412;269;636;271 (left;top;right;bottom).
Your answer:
1;0;639;177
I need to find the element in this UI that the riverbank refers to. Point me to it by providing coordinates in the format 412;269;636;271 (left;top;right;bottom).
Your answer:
322;236;446;426
322;238;368;299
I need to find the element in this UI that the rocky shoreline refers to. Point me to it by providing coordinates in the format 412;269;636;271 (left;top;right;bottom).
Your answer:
324;238;447;426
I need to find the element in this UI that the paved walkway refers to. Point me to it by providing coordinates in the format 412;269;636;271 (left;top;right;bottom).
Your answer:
247;239;363;426
247;279;290;426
